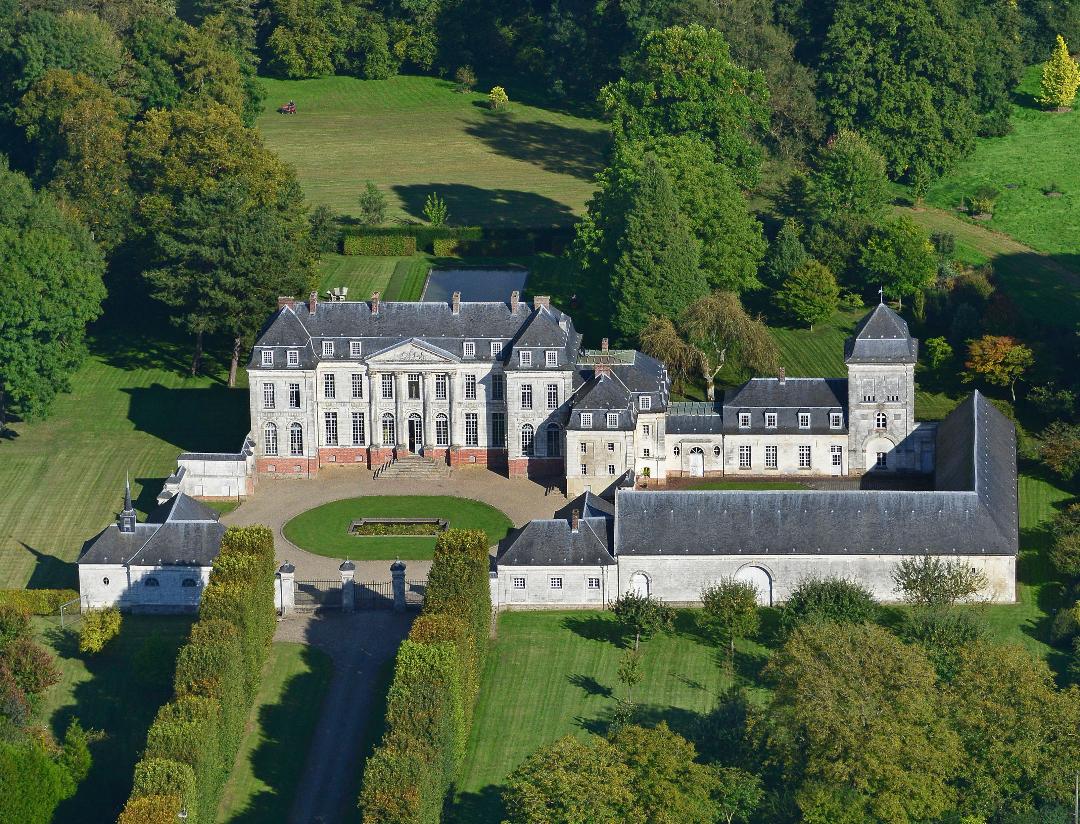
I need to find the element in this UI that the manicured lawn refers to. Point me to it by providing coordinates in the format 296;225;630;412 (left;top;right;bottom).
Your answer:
317;253;433;301
34;615;194;822
204;499;242;516
217;642;334;824
0;329;249;589
449;609;766;823
256;75;608;227
769;306;864;378
282;495;513;560
925;66;1080;260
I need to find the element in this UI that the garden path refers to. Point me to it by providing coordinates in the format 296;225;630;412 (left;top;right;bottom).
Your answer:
222;466;565;580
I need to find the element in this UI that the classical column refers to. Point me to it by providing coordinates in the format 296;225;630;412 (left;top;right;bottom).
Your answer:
391;560;406;612
339;560;355;612
395;370;405;449
422;372;434;448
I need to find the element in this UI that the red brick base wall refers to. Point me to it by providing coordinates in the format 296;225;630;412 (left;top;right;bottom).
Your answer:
256;456;318;477
450;447;507;470
318;447;371;468
508;457;564;479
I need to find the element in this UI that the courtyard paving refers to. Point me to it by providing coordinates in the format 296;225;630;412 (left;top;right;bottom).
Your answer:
222;465;565;581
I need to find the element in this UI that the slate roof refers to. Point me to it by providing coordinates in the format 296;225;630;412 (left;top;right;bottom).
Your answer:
667;402;724;435
722;378;847;435
614;392;1016;557
844;303;918;364
79;493;225;567
249;298;580;368
566;352;669;431
498;516;615;566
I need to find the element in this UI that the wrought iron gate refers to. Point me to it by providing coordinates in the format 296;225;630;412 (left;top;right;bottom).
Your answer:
294;579;343;612
355;580;394;609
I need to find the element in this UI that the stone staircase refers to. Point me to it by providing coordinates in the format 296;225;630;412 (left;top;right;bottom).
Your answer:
374;453;450;481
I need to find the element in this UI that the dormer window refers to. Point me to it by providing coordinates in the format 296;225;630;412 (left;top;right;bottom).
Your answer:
639;396;651;411
545;350;558;367
322;341;334;357
519;351;532;367
350;341;362;357
798;412;811;429
606;412;618;428
830;412;843;429
491;341;502;357
580;412;593;428
287;350;299;367
764;412;777;428
261;350;274;367
463;341;475;358
738;412;751;429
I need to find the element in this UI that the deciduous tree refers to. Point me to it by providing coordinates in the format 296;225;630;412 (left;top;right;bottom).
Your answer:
859;218;937;308
891;556;988;607
611;591;674;651
774;259;839;330
357;180;387;225
1039;424;1080;483
963;335;1035;401
924;336;954;370
1038;35;1080;109
700;578;760;667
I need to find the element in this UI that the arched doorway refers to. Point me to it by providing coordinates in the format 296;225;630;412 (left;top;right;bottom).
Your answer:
407;413;423;452
688;447;705;477
629;571;650;598
734;565;772;606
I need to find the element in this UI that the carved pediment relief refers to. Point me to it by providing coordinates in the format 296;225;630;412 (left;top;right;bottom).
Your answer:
366;338;459;364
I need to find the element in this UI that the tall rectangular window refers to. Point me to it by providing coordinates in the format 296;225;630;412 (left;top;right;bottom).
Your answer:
287;350;299;367
798;412;811;429
765;412;777;428
798;445;812;468
491;373;505;401
608;464;616;476
407;373;421;400
290;424;303;455
264;423;278;456
324;412;338;445
642;424;651;438
464;374;477;400
491;412;506;448
546;383;559;410
381;374;394;400
262;383;275;409
435;374;447;400
739;445;752;469
606;412;618;428
463;341;475;358
322;340;334;357
323;373;336;399
351;373;363;399
831;444;843;467
261;350;273;366
739;412;751;428
521;384;533;410
580;412;592;428
288;383;300;409
465;413;478;446
519;351;532;367
830;412;843;429
639;396;651;410
350;341;362;357
490;341;502;358
351;412;365;445
545;350;558;367
765;445;778;469
581;463;587;476
436;415;449;446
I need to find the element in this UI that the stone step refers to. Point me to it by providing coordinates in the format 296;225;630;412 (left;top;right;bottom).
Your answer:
374;456;450;480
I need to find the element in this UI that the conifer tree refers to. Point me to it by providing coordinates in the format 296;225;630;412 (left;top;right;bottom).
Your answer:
763;218;807;288
1038;35;1080;109
775;259;839;330
611;154;707;339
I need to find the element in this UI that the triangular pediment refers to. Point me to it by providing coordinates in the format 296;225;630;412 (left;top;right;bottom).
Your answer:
366;338;460;364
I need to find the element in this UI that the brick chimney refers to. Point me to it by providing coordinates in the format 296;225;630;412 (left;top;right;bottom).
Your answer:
778;366;786;386
510;290;520;312
371;291;380;315
571;509;580;532
308;291;318;314
452;291;461;315
533;295;550;310
594;362;610;377
277;296;297;311
601;337;609;352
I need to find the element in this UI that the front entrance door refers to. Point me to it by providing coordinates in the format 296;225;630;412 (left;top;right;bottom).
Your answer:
408;415;423;452
734;566;772;606
630;572;650;598
689;448;705;477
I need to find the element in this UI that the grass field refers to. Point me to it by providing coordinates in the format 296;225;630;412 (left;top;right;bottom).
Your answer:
317;253;432;301
256;75;608;227
282;495;514;560
0;330;248;589
926;66;1080;259
218;642;334;824
34;615;194;822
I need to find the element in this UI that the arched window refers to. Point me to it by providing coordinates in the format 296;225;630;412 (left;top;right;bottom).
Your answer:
521;423;535;456
264;422;278;456
102;577;110;586
381;413;396;446
182;578;197;588
673;445;681;457
875;412;888;430
713;445;721;457
289;423;304;455
546;424;561;457
144;577;160;587
435;413;449;447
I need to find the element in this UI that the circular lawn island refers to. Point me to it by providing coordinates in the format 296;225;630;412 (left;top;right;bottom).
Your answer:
282;495;513;560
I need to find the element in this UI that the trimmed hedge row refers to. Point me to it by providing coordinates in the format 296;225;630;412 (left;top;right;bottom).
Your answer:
0;589;78;615
343;234;418;256
359;528;491;824
341;225;573;257
116;526;276;824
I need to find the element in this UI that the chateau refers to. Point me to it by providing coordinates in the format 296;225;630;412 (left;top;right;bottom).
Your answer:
246;290;937;494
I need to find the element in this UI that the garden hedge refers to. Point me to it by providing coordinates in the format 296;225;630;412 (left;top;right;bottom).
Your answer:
358;528;491;823
431;238;459;257
0;589;78;615
118;526;276;824
339;225;572;257
342;234;417;256
79;607;122;653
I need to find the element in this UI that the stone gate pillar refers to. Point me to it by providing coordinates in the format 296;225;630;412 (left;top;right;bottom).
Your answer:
339;560;356;612
391;560;406;612
277;562;296;617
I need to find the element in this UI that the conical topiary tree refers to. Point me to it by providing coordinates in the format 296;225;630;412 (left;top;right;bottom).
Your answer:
1038;35;1080;110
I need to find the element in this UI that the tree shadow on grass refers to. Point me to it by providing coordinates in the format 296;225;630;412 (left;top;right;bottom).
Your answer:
49;616;193;823
392;183;577;229
561;613;626;647
122;384;249;454
567;673;612;698
463;113;608;181
446;784;504;824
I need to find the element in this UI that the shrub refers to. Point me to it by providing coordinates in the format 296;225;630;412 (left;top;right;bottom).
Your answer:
117;794;184;824
488;85;509;109
143;695;223;823
423;192;449;227
0;604;30;650
342;234;417;256
897;607;986;679
967;187;999;216
4;635;60;695
79;607;121;654
357;180;388;226
931;231;956;256
132;758;197;812
0;737;69;824
780;576;879;631
0;589;78;615
454;65;476;93
432;237;459;257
